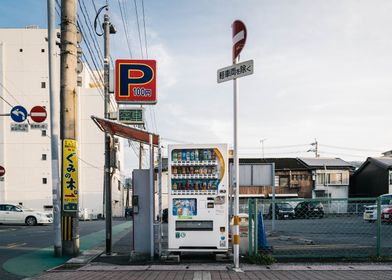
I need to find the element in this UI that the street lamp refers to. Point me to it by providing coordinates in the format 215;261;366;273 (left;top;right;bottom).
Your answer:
260;138;267;159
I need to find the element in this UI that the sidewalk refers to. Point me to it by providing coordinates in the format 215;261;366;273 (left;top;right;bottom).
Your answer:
29;263;392;280
28;221;392;280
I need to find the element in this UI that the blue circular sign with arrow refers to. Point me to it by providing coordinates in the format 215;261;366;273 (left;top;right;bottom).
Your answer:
10;105;28;123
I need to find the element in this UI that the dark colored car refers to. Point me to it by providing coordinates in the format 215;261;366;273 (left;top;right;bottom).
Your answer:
294;201;324;219
268;202;295;219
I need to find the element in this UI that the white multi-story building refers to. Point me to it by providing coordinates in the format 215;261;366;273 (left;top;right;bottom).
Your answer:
0;27;124;217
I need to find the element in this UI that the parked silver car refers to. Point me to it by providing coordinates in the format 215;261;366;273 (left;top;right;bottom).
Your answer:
363;194;392;222
0;204;53;225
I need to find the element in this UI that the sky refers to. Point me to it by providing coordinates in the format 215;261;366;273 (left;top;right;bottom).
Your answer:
1;0;392;167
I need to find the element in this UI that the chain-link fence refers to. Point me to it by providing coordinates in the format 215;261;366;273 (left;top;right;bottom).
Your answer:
245;197;392;259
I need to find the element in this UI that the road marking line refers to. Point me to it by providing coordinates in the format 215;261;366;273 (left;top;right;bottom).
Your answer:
193;271;211;280
7;243;27;248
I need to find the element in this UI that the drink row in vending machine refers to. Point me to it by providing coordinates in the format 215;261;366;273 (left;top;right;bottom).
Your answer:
172;166;217;175
172;149;216;162
172;179;218;191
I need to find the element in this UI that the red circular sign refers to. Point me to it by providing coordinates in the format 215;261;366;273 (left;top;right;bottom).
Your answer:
232;20;247;62
30;106;47;123
0;166;5;177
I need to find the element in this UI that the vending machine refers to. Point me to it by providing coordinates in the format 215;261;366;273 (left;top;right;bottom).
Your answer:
168;144;229;252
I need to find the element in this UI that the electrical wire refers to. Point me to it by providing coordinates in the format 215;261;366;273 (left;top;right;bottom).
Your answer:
320;144;382;153
79;0;104;66
117;0;133;58
141;0;148;59
133;0;144;58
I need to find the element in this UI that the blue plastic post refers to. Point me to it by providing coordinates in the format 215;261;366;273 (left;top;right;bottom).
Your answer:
258;211;268;250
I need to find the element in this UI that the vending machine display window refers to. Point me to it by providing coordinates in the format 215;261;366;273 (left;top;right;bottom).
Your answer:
172;198;197;218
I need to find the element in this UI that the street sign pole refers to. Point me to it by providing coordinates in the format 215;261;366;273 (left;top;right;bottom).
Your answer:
233;56;241;271
47;0;62;257
232;19;246;272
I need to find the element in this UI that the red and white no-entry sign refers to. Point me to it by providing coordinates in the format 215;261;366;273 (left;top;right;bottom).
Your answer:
0;166;5;177
30;106;47;123
232;20;247;63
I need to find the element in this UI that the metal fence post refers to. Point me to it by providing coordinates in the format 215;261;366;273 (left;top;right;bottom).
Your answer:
376;196;381;257
254;198;258;255
248;198;253;256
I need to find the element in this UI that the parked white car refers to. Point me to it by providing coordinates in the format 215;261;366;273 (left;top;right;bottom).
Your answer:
0;203;53;226
363;194;392;222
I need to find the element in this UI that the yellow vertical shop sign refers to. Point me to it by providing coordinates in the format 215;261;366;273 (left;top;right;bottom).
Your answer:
62;139;78;211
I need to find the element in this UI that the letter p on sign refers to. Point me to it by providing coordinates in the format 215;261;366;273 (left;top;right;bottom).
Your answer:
115;59;157;104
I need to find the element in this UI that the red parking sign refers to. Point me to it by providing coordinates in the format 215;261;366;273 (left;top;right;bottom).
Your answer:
115;59;157;104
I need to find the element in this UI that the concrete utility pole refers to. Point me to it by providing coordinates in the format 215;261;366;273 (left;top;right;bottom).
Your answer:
103;9;113;255
47;0;62;257
60;0;79;256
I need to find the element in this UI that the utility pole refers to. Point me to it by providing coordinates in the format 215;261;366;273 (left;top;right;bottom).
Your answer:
260;138;266;159
60;0;79;256
308;139;320;158
103;9;112;255
47;0;62;257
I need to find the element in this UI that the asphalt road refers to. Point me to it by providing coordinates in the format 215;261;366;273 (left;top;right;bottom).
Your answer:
0;220;129;280
263;215;392;258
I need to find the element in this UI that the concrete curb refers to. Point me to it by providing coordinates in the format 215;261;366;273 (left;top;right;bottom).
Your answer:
77;263;392;272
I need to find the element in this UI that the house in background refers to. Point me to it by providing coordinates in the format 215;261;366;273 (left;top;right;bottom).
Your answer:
233;158;313;199
298;158;354;199
350;157;392;197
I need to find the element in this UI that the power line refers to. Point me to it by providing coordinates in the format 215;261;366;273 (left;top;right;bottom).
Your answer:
240;144;309;150
0;81;16;107
118;0;133;58
141;0;148;58
79;0;104;67
133;0;144;58
320;144;382;153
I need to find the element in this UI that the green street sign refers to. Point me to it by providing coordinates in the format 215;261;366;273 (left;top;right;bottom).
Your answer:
118;108;144;124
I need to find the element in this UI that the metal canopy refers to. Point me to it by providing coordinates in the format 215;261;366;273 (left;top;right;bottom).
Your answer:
91;115;159;146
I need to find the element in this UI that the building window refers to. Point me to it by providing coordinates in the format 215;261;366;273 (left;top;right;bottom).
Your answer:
41;82;46;88
42;130;47;136
389;173;392;185
42;154;47;160
279;176;289;187
42;178;47;184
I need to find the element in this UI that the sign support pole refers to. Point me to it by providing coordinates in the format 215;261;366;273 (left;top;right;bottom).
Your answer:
47;0;62;257
233;57;241;271
158;139;163;258
149;134;154;260
103;9;113;255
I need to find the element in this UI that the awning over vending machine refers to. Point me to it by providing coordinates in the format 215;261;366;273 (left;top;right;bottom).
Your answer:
91;115;159;146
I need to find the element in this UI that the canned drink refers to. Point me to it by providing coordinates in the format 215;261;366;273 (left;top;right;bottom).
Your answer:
203;150;208;161
207;149;211;160
186;151;190;161
195;149;199;161
172;151;177;161
182;151;186;161
211;150;216;160
190;150;195;161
